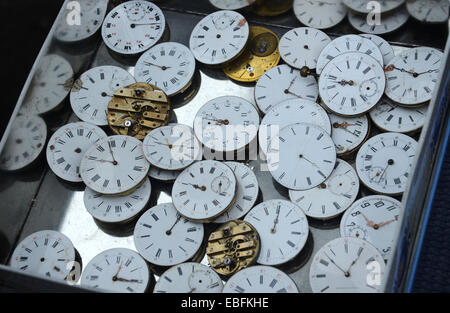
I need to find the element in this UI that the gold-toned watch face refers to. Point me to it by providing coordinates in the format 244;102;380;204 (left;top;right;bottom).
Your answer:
252;0;293;16
107;82;171;140
207;220;260;276
223;26;280;82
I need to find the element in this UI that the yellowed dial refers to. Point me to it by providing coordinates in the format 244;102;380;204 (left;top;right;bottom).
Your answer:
252;0;293;16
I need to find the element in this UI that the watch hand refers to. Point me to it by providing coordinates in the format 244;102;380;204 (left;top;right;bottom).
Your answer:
385;65;419;77
270;208;281;234
202;117;230;125
185;183;207;191
338;80;356;86
415;69;439;76
299;153;318;168
324;252;349;276
112;262;123;281
143;62;171;71
115;277;142;283
88;158;116;164
284;90;303;99
346;249;364;274
377;218;396;228
361;213;376;228
107;141;118;165
166;214;182;235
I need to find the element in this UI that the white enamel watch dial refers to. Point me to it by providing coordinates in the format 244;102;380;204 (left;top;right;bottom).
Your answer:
84;177;151;224
101;0;166;55
244;199;309;266
134;203;204;266
360;34;395;65
407;0;449;24
21;54;73;115
135;42;196;97
289;159;359;220
10;230;76;281
80;135;150;195
223;265;299;293
369;97;428;133
259;99;331;155
384;47;443;106
343;0;405;13
0;115;47;171
143;124;201;171
172;160;237;222
329;113;370;155
193;96;260;153
293;0;348;29
81;248;151;293
356;132;418;195
148;166;181;182
154;262;223;293
319;52;386;116
348;6;409;35
209;0;256;10
46;122;107;182
279;27;331;70
189;10;250;66
255;65;319;114
213;162;259;223
55;0;108;43
316;34;383;74
267;123;337;190
340;195;403;261
71;66;135;126
310;237;385;293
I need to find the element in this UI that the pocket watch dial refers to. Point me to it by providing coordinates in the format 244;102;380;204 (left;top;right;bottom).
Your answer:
134;203;204;266
244;199;309;266
223;265;299;293
340;195;403;261
319;52;386;116
407;0;449;24
384;47;443;106
255;65;319;114
84;177;151;224
80;135;150;195
359;34;395;65
193;96;260;153
329;113;370;155
343;0;405;14
279;27;331;70
213;162;259;223
356;132;418;195
135;42;196;96
0;115;47;171
101;0;166;55
81;248;151;293
148;166;181;182
189;10;250;66
154;262;223;293
293;0;348;29
10;230;76;281
267;123;337;191
348;6;409;35
369;97;428;133
309;237;385;293
209;0;256;10
316;34;383;74
46;122;107;183
289;159;359;220
172;160;237;222
70;66;136;126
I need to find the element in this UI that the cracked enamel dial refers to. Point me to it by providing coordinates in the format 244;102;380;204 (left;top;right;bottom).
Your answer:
223;265;299;293
134;203;204;266
384;47;443;106
329;113;370;156
348;6;409;35
360;34;395;65
316;35;383;74
154;262;223;293
340;195;403;261
289;159;359;220
370;97;428;133
279;27;331;70
101;0;166;55
143;124;201;171
319;52;386;116
55;0;108;43
148;166;181;182
10;230;76;281
0;115;47;171
80;135;150;195
189;10;249;66
356;132;418;195
267;123;337;190
70;66;135;126
293;0;348;29
343;0;405;14
193;96;260;153
309;237;385;293
407;0;449;24
172;160;237;222
213;162;259;223
46;122;107;183
209;0;256;10
255;65;319;114
84;177;151;224
244;199;309;266
81;248;151;293
135;42;196;96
